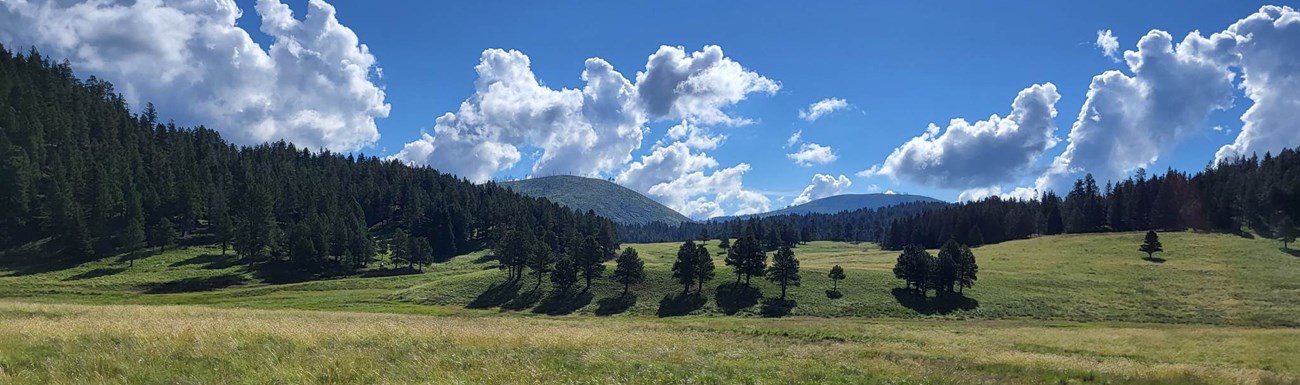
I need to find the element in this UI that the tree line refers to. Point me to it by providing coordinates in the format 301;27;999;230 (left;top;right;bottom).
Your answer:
881;157;1300;250
0;45;617;274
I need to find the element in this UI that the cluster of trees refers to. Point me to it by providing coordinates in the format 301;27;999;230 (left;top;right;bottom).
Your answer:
0;46;616;274
893;240;978;297
882;159;1300;250
670;231;804;300
494;229;616;291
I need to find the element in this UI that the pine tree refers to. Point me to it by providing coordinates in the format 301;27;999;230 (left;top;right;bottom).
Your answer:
1277;215;1296;250
148;217;176;253
935;240;962;294
956;244;978;293
725;234;766;288
409;237;433;270
767;245;800;300
526;241;554;288
120;191;147;254
210;195;234;256
695;243;714;294
1139;230;1163;260
828;265;845;291
672;240;698;295
718;237;730;250
234;183;275;267
390;230;411;267
613;247;645;295
893;245;935;295
577;236;605;291
550;254;578;291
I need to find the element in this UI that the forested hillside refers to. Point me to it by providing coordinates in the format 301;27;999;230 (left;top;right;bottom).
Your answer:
500;175;691;225
0;46;617;273
880;160;1300;249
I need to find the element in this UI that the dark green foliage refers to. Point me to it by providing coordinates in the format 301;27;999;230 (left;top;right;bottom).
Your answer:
0;46;617;276
526;241;553;288
671;240;697;295
828;265;845;291
577;236;605;290
550;255;578;291
893;245;935;295
148;218;176;253
956;245;978;293
766;245;800;300
725;233;767;288
694;243;714;294
1140;231;1163;260
613;247;645;294
934;240;961;294
409;237;433;270
718;237;730;250
1277;215;1296;249
390;230;411;267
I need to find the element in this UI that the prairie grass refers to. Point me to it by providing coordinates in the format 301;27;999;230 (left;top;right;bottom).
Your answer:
0;301;1295;385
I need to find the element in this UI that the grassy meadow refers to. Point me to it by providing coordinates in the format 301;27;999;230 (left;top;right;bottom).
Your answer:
1;231;1298;384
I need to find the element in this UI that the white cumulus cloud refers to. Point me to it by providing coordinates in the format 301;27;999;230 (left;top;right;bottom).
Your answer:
635;45;780;126
1035;29;1237;193
1214;6;1300;162
1096;29;1120;62
799;98;850;122
792;174;852;206
865;83;1061;189
787;143;838;166
0;0;391;151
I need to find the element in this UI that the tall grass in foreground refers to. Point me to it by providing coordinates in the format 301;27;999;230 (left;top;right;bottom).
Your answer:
0;301;1295;385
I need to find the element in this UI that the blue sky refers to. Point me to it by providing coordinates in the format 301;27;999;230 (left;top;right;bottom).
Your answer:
3;0;1294;218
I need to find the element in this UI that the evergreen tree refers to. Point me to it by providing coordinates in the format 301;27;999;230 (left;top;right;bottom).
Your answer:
526;241;554;288
234;183;275;268
695;243;714;294
718;237;730;250
965;225;984;248
577;236;606;290
409;237;433;270
725;234;766;288
148;218;176;253
671;240;698;295
210;194;234;256
495;229;532;281
893;245;935;295
1277;215;1296;250
1139;230;1163;260
612;247;645;295
828;265;845;291
767;245;800;300
934;240;962;294
390;230;411;267
956;244;979;293
550;254;578;291
120;194;147;255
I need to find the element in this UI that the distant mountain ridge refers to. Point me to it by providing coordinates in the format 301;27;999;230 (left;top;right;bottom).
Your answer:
721;193;944;220
499;175;691;225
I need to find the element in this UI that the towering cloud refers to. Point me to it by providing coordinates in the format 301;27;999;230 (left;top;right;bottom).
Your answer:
864;83;1061;190
1215;6;1300;162
394;45;778;218
792;174;852;205
0;0;390;151
1035;29;1237;193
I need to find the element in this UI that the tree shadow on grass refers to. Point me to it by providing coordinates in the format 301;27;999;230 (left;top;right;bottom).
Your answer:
467;280;522;309
715;283;762;315
500;286;543;311
169;253;239;269
760;298;797;317
595;293;637;316
0;243;87;277
1281;248;1300;258
360;267;423;278
533;288;593;315
1143;257;1167;263
62;267;126;281
890;288;979;315
141;274;247;294
825;289;843;299
657;292;706;317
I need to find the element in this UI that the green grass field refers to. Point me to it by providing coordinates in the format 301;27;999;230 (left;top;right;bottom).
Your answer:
1;231;1298;384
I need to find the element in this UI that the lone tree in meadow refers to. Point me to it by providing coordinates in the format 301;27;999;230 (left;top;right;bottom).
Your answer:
148;217;177;253
695;243;715;294
718;237;730;250
613;247;645;295
893;245;935;295
767;245;801;300
1139;230;1163;260
1277;215;1296;250
828;265;845;291
672;240;699;295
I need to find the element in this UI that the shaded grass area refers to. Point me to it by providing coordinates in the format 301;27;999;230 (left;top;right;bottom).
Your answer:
0;301;1295;385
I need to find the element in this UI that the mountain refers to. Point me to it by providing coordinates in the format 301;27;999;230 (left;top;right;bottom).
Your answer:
500;176;691;225
730;193;944;219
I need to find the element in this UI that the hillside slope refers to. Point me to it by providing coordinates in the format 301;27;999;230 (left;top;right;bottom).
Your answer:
726;193;943;219
500;175;691;225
